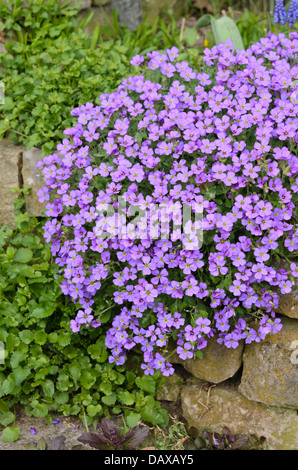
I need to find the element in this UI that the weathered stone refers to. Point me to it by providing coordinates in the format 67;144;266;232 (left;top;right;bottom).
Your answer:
22;147;46;217
111;0;142;30
273;258;298;319
156;372;183;402
142;0;186;23
169;335;244;384
69;0;92;9
239;317;298;409
0;140;24;227
181;378;298;450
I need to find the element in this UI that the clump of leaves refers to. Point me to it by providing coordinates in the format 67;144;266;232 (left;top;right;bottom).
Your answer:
78;418;149;450
25;435;66;450
195;426;249;450
0;196;169;429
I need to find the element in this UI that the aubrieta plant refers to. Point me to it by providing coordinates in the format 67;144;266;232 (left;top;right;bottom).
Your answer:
37;32;298;377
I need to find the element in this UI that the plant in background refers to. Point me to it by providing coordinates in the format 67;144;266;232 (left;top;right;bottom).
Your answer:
195;426;250;450
25;435;66;450
195;7;245;50
77;417;149;450
0;0;135;153
36;32;298;378
0;1;202;154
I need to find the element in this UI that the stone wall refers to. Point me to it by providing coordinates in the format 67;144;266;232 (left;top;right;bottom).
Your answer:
0;140;298;449
158;313;298;450
0;141;44;226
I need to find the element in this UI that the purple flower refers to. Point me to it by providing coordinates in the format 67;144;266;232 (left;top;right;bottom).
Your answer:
37;32;298;376
130;54;144;66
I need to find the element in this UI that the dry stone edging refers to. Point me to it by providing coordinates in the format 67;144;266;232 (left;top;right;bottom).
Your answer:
0;140;45;226
169;334;244;384
181;378;298;451
0;140;25;227
239;317;298;409
160;314;298;450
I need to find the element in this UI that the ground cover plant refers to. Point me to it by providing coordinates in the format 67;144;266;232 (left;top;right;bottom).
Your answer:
0;0;194;154
37;32;298;377
0;197;170;442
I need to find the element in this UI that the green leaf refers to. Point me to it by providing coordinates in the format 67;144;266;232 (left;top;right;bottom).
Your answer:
2;427;20;443
19;330;34;344
0;376;16;397
211;15;244;50
140;397;169;428
182;28;197;47
126;412;141;428
117;390;135;406
10;351;27;368
0;411;15;427
32;403;48;418
12;366;31;386
42;380;54;398
55;392;69;405
34;330;48;345
197;14;212;28
101;393;117;406
13;247;33;263
86;404;102;417
135;375;156;394
69;364;81;383
100;380;112;396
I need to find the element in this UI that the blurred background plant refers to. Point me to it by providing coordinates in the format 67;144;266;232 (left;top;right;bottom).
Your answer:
0;0;297;153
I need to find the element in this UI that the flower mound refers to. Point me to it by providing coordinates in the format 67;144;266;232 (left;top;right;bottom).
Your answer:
37;32;298;376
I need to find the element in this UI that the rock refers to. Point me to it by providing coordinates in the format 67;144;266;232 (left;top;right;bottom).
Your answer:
111;0;142;30
142;0;186;24
156;372;183;402
69;0;92;9
169;335;244;384
272;257;298;318
181;378;298;450
239;317;298;409
22;147;45;217
0;140;24;227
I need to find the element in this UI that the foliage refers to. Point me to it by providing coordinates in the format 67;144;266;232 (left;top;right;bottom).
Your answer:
195;426;250;450
0;0;135;153
25;435;66;450
78;417;149;450
0;196;169;429
236;8;298;48
95;8;183;54
0;1;201;154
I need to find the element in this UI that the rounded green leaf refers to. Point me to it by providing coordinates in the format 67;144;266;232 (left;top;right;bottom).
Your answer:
13;248;33;263
2;427;20;443
19;330;34;344
86;404;102;417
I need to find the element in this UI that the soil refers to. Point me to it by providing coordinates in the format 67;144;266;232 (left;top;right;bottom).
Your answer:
0;400;189;451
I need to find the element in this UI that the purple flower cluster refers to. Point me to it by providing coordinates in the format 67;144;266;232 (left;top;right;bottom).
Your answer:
37;33;298;376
